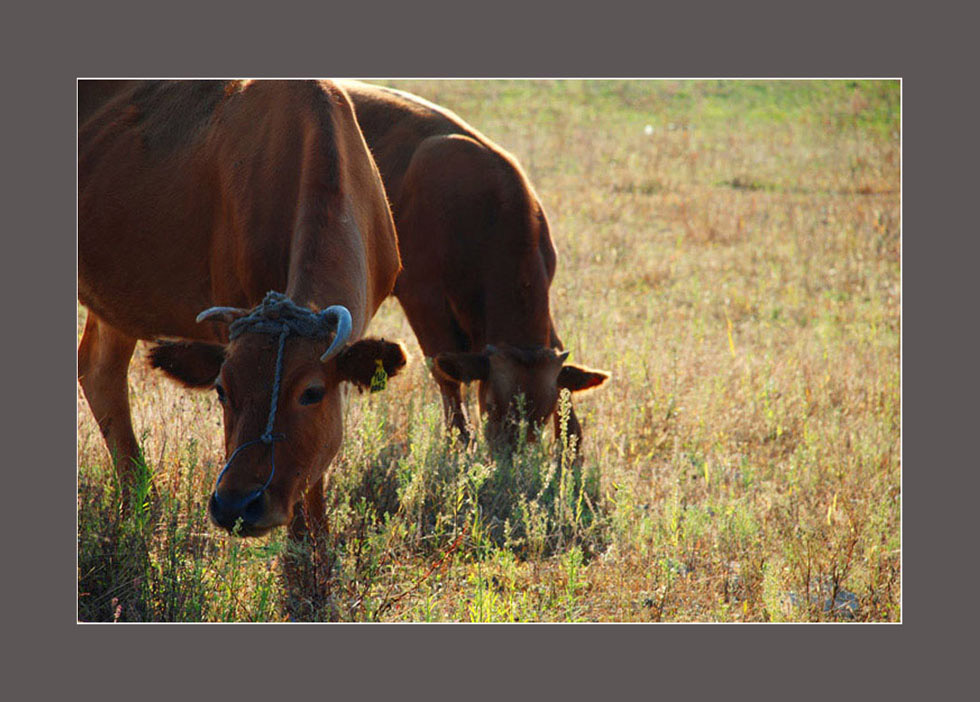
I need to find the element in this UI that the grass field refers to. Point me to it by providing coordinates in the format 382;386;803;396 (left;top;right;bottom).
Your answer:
77;80;901;622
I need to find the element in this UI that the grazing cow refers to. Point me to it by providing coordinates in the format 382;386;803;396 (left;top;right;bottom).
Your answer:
339;81;609;450
78;80;406;537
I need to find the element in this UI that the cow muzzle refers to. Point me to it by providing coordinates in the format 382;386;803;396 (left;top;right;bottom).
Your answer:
209;488;281;537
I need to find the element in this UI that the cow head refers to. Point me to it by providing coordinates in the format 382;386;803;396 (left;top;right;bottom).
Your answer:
149;298;406;537
432;343;608;448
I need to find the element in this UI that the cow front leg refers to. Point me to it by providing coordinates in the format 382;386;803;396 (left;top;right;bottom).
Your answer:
284;477;337;621
436;378;472;446
77;311;140;481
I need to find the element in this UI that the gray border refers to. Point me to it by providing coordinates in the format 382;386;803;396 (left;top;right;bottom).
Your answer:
12;0;972;696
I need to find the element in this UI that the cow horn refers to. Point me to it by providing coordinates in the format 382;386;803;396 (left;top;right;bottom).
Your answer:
319;305;353;361
557;350;571;364
195;306;247;325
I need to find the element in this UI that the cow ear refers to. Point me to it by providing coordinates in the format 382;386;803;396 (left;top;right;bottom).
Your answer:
433;352;490;384
335;338;408;392
557;363;610;392
148;341;227;388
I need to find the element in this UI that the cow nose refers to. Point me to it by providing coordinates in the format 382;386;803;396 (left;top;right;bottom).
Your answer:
209;488;267;533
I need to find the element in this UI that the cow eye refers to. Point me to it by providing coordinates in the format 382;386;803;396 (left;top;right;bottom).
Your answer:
214;383;226;403
299;386;326;406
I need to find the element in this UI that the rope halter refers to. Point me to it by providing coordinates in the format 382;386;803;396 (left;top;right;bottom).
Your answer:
195;291;353;506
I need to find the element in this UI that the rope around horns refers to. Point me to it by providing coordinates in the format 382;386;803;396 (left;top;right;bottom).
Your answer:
227;291;346;341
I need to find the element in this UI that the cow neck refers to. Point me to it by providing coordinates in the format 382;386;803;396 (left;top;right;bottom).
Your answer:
282;190;371;340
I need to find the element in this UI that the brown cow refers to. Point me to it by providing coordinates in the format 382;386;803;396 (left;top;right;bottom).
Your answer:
78;80;406;537
339;81;609;450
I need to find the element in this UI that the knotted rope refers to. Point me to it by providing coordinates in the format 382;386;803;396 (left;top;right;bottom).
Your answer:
226;292;350;344
197;291;353;509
